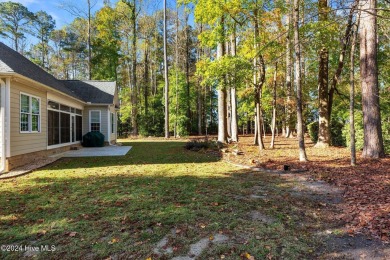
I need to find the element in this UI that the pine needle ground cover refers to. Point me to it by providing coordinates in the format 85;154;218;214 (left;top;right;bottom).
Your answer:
225;135;390;243
1;139;338;259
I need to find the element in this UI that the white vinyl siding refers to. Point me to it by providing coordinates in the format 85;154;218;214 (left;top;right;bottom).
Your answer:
83;106;109;142
10;82;47;156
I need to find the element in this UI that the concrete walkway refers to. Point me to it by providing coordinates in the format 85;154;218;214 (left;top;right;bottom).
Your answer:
55;146;132;158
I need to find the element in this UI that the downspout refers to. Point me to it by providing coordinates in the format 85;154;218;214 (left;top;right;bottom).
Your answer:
0;79;6;173
107;106;113;146
6;78;10;158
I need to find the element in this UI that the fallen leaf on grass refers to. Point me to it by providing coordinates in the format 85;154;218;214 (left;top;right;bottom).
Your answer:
108;238;119;244
242;252;255;260
37;230;47;237
69;232;78;237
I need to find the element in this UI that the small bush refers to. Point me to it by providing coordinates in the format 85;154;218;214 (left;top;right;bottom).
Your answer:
342;112;364;151
307;119;346;146
331;120;346;146
185;140;216;151
307;121;318;143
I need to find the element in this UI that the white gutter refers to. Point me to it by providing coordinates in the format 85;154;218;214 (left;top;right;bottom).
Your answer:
0;79;6;173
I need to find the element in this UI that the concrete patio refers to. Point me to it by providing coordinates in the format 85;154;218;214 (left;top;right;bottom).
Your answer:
57;145;132;157
0;145;132;179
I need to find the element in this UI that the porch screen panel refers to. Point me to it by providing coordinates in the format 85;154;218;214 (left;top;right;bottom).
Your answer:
60;113;70;144
76;116;82;141
48;110;60;145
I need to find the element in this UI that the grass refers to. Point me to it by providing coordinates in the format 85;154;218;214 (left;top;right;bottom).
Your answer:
0;139;323;259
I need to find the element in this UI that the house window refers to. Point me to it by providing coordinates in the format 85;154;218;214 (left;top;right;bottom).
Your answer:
111;113;114;134
20;93;40;133
90;110;101;132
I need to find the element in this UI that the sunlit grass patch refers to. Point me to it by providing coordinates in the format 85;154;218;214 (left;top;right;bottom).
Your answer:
0;139;322;259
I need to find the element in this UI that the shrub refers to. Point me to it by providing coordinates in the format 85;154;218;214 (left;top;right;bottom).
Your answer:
307;119;346;146
331;120;346;146
342;112;390;154
307;121;318;143
342;111;364;151
185;140;216;151
383;119;390;154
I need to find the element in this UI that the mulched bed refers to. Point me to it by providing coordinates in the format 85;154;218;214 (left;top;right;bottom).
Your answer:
202;135;390;243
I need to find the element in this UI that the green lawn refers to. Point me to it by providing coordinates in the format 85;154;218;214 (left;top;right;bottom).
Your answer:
0;140;322;259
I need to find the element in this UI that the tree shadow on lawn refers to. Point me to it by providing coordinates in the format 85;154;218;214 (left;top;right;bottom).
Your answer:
55;141;221;170
0;166;346;260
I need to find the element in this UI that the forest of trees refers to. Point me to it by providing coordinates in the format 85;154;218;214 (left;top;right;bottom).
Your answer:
0;0;389;161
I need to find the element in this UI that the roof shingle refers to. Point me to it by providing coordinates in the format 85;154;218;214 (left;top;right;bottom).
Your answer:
0;42;116;104
62;80;116;104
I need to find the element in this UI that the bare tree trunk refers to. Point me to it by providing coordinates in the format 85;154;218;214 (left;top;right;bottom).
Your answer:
270;63;278;149
293;0;308;161
226;74;232;138
230;27;238;142
185;12;191;134
350;22;358;166
163;0;170;138
285;0;294;138
144;44;149;117
217;16;227;143
87;0;92;80
217;86;227;143
254;116;258;145
253;7;265;150
328;0;359;119
359;0;384;158
174;6;179;138
316;47;330;147
316;0;330;148
131;0;138;135
197;23;203;136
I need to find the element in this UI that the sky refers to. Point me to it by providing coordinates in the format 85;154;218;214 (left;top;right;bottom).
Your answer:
0;0;105;29
0;0;181;29
0;0;192;48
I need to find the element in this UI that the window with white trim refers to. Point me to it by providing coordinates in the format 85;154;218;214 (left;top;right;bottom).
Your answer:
20;93;40;133
90;110;101;132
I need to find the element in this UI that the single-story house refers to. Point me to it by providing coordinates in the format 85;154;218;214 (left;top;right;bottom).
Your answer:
0;42;119;173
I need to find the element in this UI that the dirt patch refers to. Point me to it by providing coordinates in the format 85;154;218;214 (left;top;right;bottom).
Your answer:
158;232;230;259
319;233;390;259
249;211;276;224
213;135;390;259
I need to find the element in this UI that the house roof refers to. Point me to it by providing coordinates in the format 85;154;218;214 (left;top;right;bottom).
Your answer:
62;80;116;104
0;42;116;105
